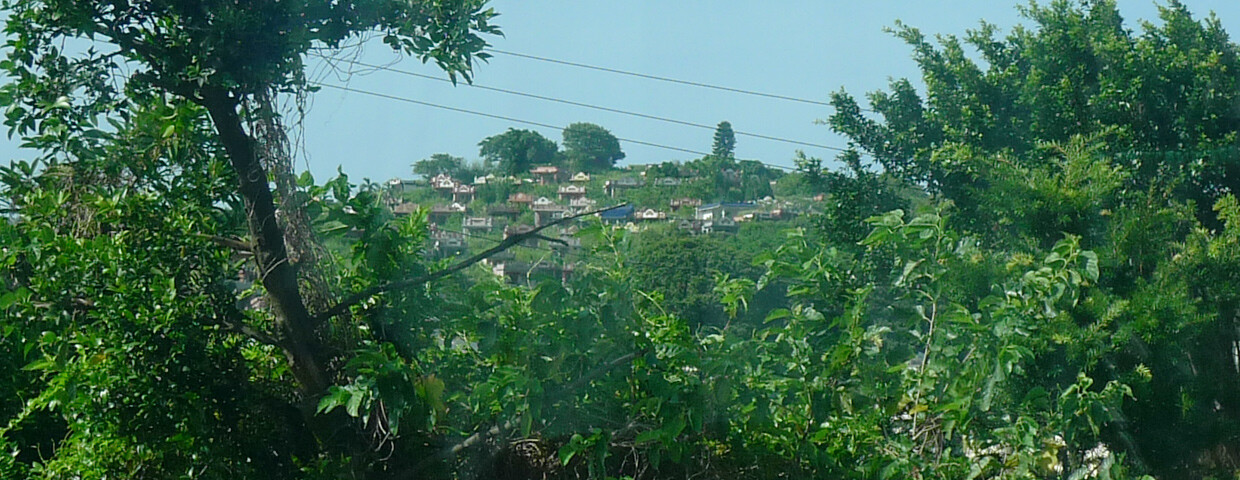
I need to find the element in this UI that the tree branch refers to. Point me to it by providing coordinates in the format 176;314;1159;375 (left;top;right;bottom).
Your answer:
195;233;253;254
312;203;627;324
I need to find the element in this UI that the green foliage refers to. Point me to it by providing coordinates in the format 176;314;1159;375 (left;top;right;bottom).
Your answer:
562;122;625;173
711;121;736;159
479;128;559;175
413;153;467;179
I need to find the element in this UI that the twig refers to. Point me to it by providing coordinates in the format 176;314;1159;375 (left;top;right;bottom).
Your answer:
195;233;254;255
312;204;627;324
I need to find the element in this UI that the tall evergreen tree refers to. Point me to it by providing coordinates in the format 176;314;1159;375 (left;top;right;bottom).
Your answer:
712;121;737;159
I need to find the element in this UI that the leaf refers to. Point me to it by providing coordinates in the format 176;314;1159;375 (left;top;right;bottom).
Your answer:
764;308;792;323
1082;250;1099;282
345;388;365;417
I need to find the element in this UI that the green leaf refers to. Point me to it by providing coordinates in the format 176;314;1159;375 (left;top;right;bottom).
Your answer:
1082;250;1099;282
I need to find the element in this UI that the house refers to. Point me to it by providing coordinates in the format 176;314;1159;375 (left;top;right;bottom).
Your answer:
652;177;682;187
557;185;587;201
432;173;457;193
570;172;590;182
452;184;476;203
669;198;702;210
635;208;667;222
695;202;756;221
604;177;644;197
391;202;419;217
532;196;557;208
386;178;419;195
431;230;467;257
492;261;575;285
530;165;561;185
473;173;498;185
598;204;635;225
568;197;597;214
429;202;467;223
534;206;569;227
702;217;738;234
488;205;521;218
491;261;530;284
676;219;702;234
508;192;534;207
504;224;540;247
462;216;494;233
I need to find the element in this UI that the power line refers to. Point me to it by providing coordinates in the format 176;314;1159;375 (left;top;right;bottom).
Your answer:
312;82;802;170
317;56;849;153
489;49;835;108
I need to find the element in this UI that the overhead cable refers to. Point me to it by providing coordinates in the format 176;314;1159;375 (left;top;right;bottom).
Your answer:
317;56;848;153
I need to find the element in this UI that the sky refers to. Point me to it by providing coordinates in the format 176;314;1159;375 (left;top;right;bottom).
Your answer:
6;1;1240;182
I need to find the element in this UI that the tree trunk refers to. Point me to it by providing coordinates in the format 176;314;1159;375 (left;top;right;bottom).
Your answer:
199;87;329;395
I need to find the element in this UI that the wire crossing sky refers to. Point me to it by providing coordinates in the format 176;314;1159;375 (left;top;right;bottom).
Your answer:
4;1;1240;183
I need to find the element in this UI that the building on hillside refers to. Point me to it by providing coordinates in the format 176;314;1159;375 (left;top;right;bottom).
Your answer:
432;173;457;194
557;185;587;201
533;203;569;227
676;219;702;234
695;202;756;221
491;261;529;284
386;178;419;195
701;216;738;234
635;208;667;222
473;173;498;185
568;197;597;214
392;202;419;217
532;196;556;208
488;204;521;219
530;165;561;185
570;172;590;182
598;204;635;225
652;177;682;187
508;192;534;207
429;203;467;223
504;224;540;247
669;197;702;210
452;184;476;203
462;216;494;233
604;177;644;197
431;230;467;257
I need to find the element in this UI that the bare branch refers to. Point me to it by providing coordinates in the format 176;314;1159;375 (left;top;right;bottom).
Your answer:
313;203;627;324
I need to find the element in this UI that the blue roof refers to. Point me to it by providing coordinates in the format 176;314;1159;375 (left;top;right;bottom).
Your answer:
599;205;635;219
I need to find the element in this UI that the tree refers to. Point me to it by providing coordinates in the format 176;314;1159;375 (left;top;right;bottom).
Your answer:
413;153;466;179
0;0;501;475
478;128;558;175
561;122;624;172
712;121;736;159
828;1;1240;225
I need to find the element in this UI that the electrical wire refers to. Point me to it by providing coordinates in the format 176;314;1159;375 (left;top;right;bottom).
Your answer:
489;49;836;108
312;82;805;171
316;56;849;153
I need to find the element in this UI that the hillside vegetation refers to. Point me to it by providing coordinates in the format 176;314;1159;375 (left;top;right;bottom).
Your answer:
2;1;1239;479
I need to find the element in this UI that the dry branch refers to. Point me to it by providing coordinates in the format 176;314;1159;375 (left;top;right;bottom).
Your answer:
312;203;627;324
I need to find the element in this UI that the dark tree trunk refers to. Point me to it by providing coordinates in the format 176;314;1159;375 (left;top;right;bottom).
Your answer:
199;87;329;395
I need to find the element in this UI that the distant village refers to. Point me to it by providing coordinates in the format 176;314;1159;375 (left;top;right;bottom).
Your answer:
384;163;819;285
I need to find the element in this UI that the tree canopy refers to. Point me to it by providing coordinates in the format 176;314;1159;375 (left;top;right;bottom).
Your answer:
561;122;625;172
478;128;559;175
711;121;736;159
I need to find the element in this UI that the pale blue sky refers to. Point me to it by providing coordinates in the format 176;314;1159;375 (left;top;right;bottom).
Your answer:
6;2;1240;182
